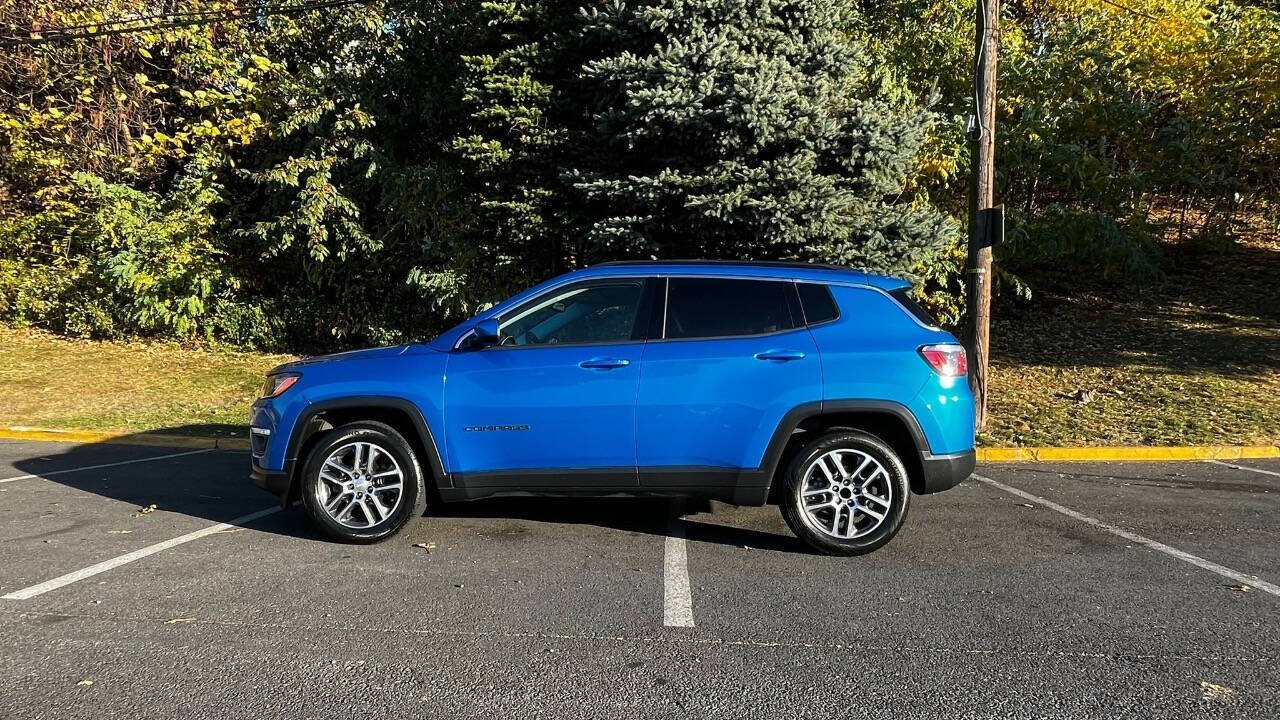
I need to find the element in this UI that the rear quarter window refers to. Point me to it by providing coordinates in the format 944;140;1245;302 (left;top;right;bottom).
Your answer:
796;283;839;325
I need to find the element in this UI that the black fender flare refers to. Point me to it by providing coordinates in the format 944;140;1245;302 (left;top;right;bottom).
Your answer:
283;396;448;502
755;399;932;497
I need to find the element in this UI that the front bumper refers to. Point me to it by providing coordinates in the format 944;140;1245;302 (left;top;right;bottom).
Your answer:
249;396;292;504
918;449;976;494
249;464;291;501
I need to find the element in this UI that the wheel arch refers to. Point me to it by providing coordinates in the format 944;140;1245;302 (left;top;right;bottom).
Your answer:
760;400;931;501
283;396;447;505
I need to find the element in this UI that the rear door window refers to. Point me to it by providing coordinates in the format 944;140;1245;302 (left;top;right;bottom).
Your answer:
664;278;797;339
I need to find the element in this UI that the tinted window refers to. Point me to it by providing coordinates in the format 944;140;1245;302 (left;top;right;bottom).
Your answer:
797;283;839;324
499;281;644;346
889;287;939;327
665;278;796;339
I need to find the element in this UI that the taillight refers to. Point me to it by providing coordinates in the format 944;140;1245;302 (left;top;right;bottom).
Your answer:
919;344;967;377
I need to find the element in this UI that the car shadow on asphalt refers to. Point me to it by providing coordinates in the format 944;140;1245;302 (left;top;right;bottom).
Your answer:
14;431;808;552
429;497;808;553
10;429;319;541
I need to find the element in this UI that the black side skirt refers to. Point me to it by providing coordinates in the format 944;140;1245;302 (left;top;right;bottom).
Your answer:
443;467;770;505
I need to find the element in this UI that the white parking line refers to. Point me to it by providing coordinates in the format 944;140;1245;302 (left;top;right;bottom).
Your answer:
1208;459;1280;478
663;515;695;627
975;474;1280;598
0;449;213;484
2;506;281;600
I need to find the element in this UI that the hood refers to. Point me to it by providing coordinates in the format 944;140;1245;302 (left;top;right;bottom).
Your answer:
267;344;421;374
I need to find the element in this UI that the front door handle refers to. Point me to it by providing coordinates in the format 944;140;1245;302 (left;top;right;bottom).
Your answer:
579;357;631;369
754;349;806;361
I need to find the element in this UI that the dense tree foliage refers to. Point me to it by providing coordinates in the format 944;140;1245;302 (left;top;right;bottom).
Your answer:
567;0;952;272
440;0;953;311
862;0;1280;282
2;0;1276;349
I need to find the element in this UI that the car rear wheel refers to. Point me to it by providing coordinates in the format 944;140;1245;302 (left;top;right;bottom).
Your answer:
300;421;426;543
780;430;910;555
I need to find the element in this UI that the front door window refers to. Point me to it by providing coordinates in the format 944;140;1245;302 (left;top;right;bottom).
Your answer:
499;281;644;347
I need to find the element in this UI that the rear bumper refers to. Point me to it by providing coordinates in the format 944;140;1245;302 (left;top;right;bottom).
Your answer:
918;449;976;494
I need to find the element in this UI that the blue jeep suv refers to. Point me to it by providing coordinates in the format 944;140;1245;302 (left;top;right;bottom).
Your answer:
250;261;975;555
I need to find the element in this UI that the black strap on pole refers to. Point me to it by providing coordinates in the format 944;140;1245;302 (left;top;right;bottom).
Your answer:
977;205;1004;249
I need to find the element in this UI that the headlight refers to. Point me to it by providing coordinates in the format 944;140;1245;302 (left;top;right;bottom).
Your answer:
261;373;300;399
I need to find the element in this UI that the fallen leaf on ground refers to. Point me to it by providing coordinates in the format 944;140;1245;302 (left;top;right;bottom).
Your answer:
1200;681;1236;704
77;679;94;687
412;542;437;553
133;504;157;517
163;617;196;625
1226;584;1252;593
1053;388;1097;404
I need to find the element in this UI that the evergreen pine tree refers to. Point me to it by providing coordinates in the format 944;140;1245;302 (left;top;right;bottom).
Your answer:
446;1;578;298
564;0;955;273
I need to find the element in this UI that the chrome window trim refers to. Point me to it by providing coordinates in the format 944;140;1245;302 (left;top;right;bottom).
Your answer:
869;285;942;331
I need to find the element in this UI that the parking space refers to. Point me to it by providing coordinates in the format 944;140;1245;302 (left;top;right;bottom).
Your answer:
0;444;261;593
978;461;1280;585
29;499;671;634
1;441;1277;718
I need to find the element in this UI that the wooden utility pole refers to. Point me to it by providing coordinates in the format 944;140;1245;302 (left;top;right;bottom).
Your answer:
967;0;999;430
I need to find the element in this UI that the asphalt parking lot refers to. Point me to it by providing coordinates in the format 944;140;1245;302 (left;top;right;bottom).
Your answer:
0;440;1277;719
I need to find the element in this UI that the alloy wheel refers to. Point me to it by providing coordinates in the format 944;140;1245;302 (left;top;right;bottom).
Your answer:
314;441;405;529
796;448;894;540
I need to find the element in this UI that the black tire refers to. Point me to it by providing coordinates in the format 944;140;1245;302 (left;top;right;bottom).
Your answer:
300;421;427;543
779;430;911;556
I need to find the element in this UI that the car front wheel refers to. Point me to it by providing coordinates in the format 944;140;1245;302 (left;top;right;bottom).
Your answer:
300;421;426;543
780;430;911;555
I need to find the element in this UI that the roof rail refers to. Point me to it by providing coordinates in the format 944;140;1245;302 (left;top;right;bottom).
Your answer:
593;259;855;272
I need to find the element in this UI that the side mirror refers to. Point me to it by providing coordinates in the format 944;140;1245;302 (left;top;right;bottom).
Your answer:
468;318;500;348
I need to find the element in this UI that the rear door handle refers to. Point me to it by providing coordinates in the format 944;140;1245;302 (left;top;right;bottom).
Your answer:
579;357;631;369
754;349;806;361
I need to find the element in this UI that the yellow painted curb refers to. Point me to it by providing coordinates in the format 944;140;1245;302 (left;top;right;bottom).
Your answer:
0;427;247;451
975;447;1036;462
977;445;1280;462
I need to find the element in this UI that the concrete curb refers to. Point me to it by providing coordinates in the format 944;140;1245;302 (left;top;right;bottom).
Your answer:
3;426;1277;463
0;427;251;451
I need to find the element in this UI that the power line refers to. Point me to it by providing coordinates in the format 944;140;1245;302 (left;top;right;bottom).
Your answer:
0;0;367;47
1095;0;1159;21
